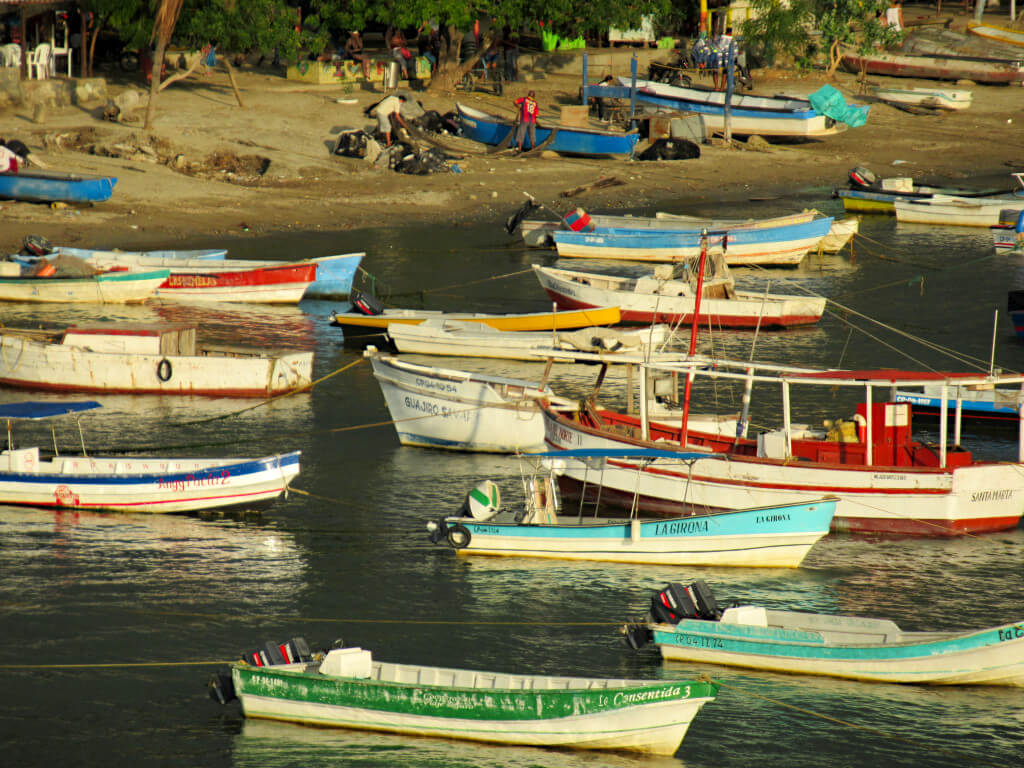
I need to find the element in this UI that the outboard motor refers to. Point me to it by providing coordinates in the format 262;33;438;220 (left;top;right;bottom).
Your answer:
848;166;877;189
22;234;53;256
650;580;722;624
349;289;384;316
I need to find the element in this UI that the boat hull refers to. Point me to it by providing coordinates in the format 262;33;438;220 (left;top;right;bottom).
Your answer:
0;450;300;513
0;172;117;203
551;218;833;266
533;265;826;328
895;197;1024;227
232;662;716;754
652;618;1024;685
0;331;313;397
439;498;835;567
457;103;639;156
541;408;1024;536
840;50;1024;84
0;269;168;303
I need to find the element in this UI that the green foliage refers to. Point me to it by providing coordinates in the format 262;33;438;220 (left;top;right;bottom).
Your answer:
739;0;815;66
174;0;299;56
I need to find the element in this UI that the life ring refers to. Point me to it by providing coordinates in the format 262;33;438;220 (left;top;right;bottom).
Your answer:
447;522;471;549
157;358;172;382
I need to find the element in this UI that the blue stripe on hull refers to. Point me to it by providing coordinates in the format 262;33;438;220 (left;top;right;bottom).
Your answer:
553;217;833;249
457;109;639;157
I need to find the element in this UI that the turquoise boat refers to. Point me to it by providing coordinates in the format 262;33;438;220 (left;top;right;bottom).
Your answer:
216;641;718;754
626;582;1024;685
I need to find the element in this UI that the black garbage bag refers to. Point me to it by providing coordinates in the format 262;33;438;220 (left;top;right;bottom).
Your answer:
333;129;370;158
395;147;450;175
637;138;700;161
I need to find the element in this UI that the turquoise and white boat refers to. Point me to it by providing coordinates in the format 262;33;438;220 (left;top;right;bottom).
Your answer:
221;643;718;754
427;454;837;568
626;582;1024;686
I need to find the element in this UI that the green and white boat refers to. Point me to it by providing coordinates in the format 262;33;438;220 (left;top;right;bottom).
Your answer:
225;645;718;755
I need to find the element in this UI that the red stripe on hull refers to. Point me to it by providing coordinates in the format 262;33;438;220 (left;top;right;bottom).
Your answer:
542;290;821;329
163;263;316;290
0;376;304;398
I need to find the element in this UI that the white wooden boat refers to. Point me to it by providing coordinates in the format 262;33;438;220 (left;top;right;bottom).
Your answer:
386;318;671;361
533;262;826;328
967;21;1024;50
365;350;578;453
819;215;859;251
540;357;1024;535
0;267;169;303
626;580;1024;686
0;323;313;397
895;195;1024;227
517;210;816;248
330;305;622;347
427;472;836;567
0;401;300;513
217;640;718;754
873;86;972;111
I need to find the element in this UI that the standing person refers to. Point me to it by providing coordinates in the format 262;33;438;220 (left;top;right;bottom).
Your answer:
371;93;409;147
344;30;370;79
514;90;539;152
501;25;519;82
884;0;904;32
391;29;412;79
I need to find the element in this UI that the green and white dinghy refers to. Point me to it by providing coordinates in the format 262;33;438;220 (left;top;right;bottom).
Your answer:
219;643;718;755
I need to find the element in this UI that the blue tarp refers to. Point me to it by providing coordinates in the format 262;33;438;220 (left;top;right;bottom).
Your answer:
808;84;870;128
0;401;102;420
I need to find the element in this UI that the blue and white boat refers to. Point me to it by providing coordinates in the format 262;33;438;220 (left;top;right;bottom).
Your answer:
47;246;227;261
456;103;640;157
626;581;1024;685
0;170;117;203
895;383;1023;423
552;216;834;266
427;454;836;568
0;401;300;513
623;78;844;139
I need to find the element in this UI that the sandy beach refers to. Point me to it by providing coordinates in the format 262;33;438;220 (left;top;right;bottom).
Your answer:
2;17;1023;253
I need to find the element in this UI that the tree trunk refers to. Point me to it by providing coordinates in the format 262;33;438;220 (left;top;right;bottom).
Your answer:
825;39;841;79
223;58;244;107
426;27;493;94
144;38;168;130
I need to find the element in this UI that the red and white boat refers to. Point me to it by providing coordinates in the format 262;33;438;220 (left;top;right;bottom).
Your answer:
532;261;826;328
541;358;1024;536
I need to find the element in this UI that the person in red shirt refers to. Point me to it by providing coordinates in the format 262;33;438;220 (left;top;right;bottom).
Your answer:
514;90;538;152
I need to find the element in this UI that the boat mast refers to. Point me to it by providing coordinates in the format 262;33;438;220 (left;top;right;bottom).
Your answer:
680;231;710;447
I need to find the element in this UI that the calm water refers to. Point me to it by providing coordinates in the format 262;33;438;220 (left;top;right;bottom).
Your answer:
2;191;1023;768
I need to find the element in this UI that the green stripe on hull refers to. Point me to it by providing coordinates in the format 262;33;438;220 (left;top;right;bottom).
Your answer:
233;666;716;722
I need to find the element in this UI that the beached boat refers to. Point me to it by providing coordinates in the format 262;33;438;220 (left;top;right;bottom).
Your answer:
533;262;827;328
624;580;1024;686
0;401;300;513
551;217;834;266
215;640;718;754
967;21;1024;50
386;318;671;360
456;103;640;157
0;267;168;303
427;470;836;567
839;48;1024;84
873;86;972;111
45;249;364;300
366;350;578;452
894;195;1024;227
330;304;622;346
0;170;117;203
540;357;1024;535
0;323;313;397
622;78;844;138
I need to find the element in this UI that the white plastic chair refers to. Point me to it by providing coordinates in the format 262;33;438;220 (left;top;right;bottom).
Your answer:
28;43;52;79
51;45;72;77
0;44;21;69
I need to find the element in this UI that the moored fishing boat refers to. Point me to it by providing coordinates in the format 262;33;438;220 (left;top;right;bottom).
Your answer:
873;86;972;111
894;196;1024;227
533;262;827;328
385;318;671;360
0;323;313;397
839;47;1024;84
551;217;834;266
540;357;1024;536
836;166;1022;214
0;170;117;203
330;302;622;346
456;103;640;157
427;470;836;567
893;383;1023;424
624;580;1024;686
0;267;168;303
214;639;719;754
0;401;300;513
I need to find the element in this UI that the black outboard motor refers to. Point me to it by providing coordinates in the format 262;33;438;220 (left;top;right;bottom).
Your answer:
22;234;53;256
650;580;722;624
505;198;540;234
350;289;385;316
